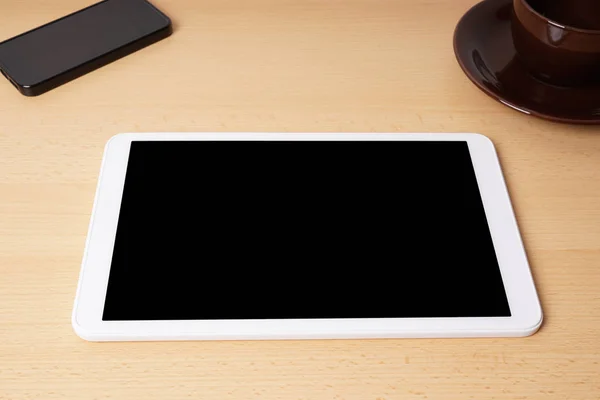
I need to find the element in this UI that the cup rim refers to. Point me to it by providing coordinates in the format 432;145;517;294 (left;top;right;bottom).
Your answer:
521;0;600;34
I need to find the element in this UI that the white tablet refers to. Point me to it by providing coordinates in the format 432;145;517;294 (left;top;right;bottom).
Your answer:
72;133;542;341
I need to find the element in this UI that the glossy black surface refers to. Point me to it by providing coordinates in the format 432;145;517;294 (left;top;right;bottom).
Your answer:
0;0;171;96
102;141;510;321
454;0;600;124
512;0;600;87
527;0;600;30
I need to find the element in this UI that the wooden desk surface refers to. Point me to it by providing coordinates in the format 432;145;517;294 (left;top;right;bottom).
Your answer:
1;0;599;398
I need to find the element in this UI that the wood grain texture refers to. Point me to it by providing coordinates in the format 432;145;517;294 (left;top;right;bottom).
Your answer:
1;0;599;399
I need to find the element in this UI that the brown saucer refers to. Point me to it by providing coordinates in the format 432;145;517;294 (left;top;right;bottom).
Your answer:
454;0;600;124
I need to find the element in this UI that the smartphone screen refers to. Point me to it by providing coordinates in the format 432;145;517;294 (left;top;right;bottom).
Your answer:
0;0;171;95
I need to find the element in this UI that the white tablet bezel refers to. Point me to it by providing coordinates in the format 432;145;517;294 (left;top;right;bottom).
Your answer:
73;133;542;341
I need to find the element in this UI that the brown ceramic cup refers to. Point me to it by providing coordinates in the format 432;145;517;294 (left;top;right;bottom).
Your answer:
511;0;600;86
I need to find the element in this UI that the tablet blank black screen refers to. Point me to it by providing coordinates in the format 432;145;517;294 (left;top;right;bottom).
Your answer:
102;141;511;320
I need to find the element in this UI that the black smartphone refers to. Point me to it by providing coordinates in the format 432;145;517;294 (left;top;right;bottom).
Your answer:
0;0;172;96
